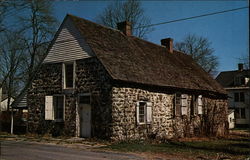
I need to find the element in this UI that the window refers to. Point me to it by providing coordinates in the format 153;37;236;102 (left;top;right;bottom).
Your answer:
191;95;197;115
45;95;64;121
54;96;64;120
234;92;244;102
174;93;181;116
181;94;188;115
235;108;246;119
197;95;203;115
63;62;75;89
241;108;246;119
234;93;239;102
136;101;152;124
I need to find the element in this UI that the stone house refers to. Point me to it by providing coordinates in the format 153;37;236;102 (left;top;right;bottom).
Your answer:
216;64;250;128
28;14;228;140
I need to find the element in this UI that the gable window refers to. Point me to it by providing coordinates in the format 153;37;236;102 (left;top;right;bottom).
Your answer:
136;101;152;124
234;92;244;102
45;95;64;121
63;62;75;89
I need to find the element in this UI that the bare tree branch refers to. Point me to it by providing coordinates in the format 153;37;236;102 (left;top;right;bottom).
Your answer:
174;34;219;76
96;0;153;39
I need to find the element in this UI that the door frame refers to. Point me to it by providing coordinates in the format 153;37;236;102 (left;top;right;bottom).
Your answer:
77;93;91;138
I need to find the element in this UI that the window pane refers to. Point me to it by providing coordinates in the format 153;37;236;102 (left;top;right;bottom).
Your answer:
139;102;145;123
65;63;73;88
235;108;240;118
54;96;64;120
240;92;245;102
241;108;246;119
234;93;239;102
175;93;181;116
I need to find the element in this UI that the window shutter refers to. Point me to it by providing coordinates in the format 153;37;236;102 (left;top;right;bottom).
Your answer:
136;102;140;124
198;95;202;115
181;94;188;115
45;96;54;120
146;102;152;124
181;94;188;107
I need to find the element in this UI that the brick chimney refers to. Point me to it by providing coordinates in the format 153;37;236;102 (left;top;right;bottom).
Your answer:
238;63;244;71
117;21;132;36
161;38;173;53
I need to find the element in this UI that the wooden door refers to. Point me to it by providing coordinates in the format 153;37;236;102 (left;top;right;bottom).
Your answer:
80;104;91;138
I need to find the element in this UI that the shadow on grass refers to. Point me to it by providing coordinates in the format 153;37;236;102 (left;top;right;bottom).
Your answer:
168;140;250;156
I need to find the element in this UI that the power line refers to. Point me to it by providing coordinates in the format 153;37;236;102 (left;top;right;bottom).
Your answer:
134;6;249;29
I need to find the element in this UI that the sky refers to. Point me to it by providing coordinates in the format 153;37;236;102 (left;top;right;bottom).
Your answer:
53;0;249;73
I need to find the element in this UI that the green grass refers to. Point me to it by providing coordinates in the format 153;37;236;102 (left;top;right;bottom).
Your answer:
103;137;250;159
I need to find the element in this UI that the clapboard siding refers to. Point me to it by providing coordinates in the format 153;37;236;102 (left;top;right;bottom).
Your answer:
44;18;94;63
17;94;27;108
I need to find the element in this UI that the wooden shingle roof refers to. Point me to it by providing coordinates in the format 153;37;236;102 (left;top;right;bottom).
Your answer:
67;14;226;96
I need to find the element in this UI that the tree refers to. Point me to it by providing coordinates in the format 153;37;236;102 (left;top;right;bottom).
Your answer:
96;0;153;39
174;34;219;75
0;31;26;111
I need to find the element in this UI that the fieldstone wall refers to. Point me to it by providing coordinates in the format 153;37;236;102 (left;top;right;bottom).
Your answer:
110;86;228;141
28;58;112;138
28;58;227;140
75;58;112;138
111;86;174;140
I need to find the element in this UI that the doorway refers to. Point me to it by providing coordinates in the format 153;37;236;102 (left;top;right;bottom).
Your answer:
78;95;91;138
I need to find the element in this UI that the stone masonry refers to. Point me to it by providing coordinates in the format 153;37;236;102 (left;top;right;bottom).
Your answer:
28;57;228;140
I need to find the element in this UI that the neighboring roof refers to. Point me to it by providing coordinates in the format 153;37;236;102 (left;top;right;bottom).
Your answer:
62;14;227;95
216;70;250;87
228;109;234;115
1;94;14;102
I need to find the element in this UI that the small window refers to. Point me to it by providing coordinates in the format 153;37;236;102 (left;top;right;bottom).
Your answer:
241;108;246;119
139;102;146;123
45;95;64;121
234;92;244;102
240;92;245;102
136;101;152;124
174;93;181;116
234;93;239;102
197;95;203;115
181;94;188;115
63;62;74;89
190;95;196;115
54;96;64;120
235;108;240;118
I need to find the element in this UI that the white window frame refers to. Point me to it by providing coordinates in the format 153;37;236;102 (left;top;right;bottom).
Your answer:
181;94;188;115
62;61;76;89
136;101;152;125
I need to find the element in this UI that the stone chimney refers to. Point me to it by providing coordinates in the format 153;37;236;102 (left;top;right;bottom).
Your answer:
117;21;132;36
238;63;244;71
161;38;173;53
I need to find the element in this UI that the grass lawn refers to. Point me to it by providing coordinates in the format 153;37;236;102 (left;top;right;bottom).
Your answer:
103;130;250;160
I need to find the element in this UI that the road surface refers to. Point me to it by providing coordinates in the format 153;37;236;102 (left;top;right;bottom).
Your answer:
0;140;144;160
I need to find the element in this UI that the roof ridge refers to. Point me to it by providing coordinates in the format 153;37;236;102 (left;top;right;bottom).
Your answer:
67;14;128;37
